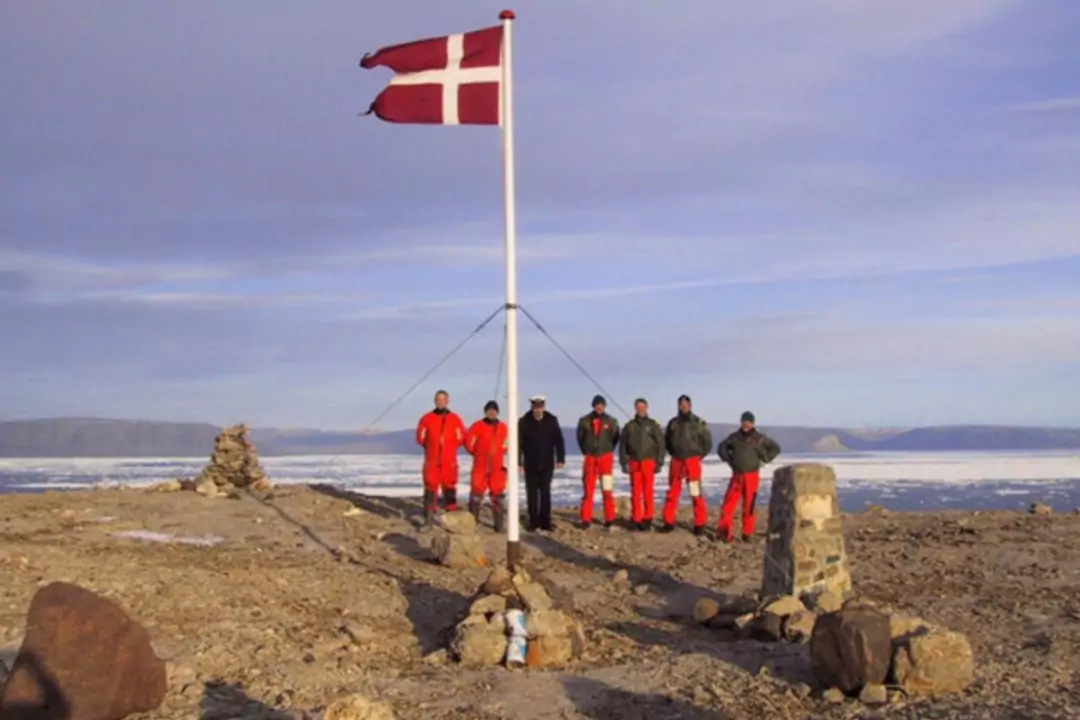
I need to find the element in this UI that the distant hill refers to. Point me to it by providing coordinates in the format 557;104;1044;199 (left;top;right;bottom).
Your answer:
1;418;1079;458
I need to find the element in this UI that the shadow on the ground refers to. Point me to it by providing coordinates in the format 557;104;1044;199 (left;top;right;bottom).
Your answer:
522;519;817;686
309;484;419;522
200;680;298;719
562;676;727;720
381;531;435;563
522;527;687;593
0;650;71;719
398;577;471;656
609;618;814;685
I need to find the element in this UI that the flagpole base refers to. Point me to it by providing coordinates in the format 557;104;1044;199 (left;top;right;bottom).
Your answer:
506;540;523;570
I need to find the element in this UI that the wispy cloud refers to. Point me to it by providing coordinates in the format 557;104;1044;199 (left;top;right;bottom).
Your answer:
1007;96;1080;114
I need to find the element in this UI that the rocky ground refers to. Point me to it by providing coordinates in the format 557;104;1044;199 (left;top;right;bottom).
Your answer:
1;485;1079;719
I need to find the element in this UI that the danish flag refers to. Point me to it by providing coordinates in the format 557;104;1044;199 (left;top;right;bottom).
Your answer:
360;24;504;125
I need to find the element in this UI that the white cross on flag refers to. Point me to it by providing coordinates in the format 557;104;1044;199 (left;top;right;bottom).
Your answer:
360;24;503;125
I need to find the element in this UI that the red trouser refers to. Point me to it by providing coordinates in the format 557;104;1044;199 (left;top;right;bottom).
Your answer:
581;453;616;524
470;464;507;500
717;471;760;540
662;456;706;528
629;459;656;523
422;461;459;510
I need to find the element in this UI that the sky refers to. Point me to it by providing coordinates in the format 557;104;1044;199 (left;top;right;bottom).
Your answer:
2;1;1079;430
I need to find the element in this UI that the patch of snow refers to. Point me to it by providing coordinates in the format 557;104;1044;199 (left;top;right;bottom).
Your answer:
111;530;224;547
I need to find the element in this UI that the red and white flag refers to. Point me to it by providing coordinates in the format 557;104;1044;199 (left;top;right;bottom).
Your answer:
360;25;503;125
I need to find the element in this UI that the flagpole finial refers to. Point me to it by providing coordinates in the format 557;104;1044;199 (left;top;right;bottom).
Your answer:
499;10;516;20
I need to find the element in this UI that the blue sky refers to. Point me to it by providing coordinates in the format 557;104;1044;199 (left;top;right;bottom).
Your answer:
2;1;1079;430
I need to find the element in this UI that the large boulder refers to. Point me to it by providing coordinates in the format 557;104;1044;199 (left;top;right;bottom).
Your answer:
431;534;488;570
324;694;396;720
450;615;507;667
892;629;975;695
810;607;892;694
0;582;166;719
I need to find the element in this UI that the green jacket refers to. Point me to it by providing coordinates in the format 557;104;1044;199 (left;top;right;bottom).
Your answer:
619;415;666;471
717;429;781;473
664;413;712;460
576;412;620;457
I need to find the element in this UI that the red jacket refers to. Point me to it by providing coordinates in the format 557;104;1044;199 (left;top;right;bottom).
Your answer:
465;419;507;474
416;410;466;466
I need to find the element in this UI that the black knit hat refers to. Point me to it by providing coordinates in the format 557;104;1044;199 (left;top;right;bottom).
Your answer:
678;394;691;405
484;400;499;413
592;394;606;407
741;411;755;423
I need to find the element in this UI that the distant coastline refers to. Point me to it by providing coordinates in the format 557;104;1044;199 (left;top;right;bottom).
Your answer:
3;417;1080;458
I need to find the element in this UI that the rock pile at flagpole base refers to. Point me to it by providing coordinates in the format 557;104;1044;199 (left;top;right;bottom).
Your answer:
451;565;585;669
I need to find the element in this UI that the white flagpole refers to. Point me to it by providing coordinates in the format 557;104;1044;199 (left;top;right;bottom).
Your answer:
499;9;521;569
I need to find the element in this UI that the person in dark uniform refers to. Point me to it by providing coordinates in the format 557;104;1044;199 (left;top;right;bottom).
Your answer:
518;395;565;531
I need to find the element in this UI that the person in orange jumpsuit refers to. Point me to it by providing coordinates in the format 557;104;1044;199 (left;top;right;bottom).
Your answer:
464;400;509;531
415;389;466;522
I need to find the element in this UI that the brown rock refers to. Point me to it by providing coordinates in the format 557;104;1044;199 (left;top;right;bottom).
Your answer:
451;616;507;667
431;534;488;570
526;610;575;639
1029;502;1052;516
481;567;515;596
147;479;182;493
805;590;844;614
693;598;721;624
752;613;784;642
512;578;553;612
762;595;807;618
0;582;166;719
468;595;507;616
889;614;930;640
810;607;892;694
783;610;817;643
324;693;396;720
437;510;478;535
859;683;888;705
892;629;974;695
525;634;574;668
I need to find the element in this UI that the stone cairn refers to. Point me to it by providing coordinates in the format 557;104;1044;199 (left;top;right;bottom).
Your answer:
691;463;975;707
450;565;585;670
148;423;271;497
762;463;851;599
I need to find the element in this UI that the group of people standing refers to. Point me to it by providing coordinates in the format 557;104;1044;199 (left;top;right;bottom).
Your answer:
414;390;782;541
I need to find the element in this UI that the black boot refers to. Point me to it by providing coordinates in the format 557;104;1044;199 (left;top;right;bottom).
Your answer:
692;525;706;537
492;494;507;533
659;523;675;533
467;495;482;523
442;487;459;512
422;490;437;525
